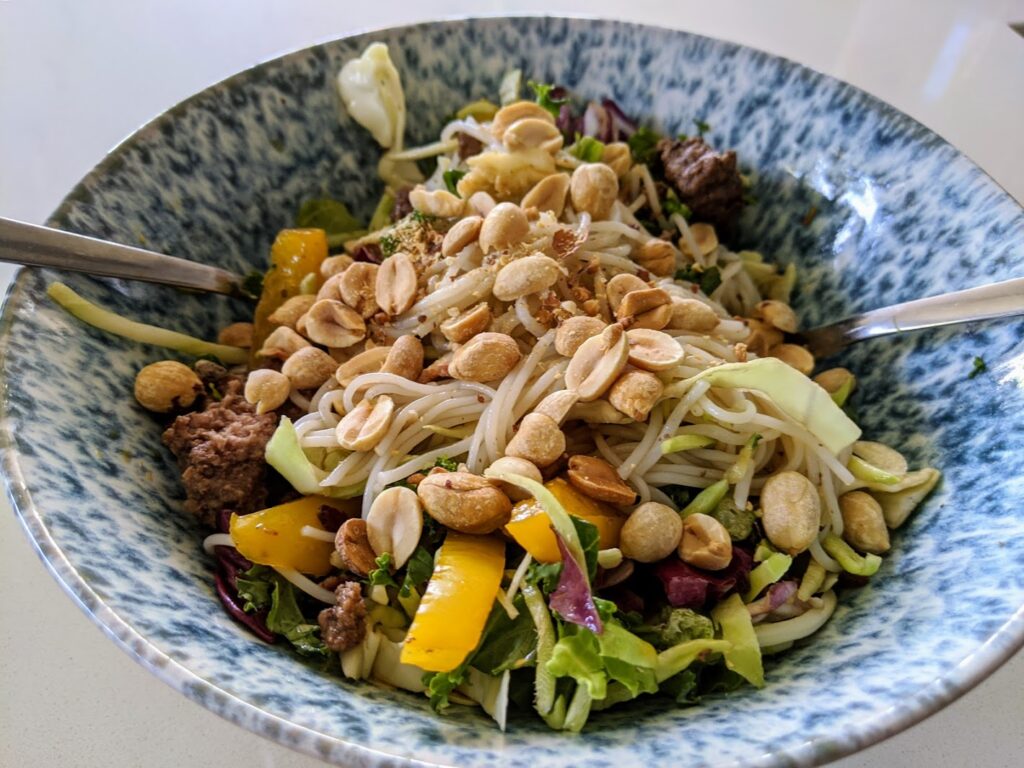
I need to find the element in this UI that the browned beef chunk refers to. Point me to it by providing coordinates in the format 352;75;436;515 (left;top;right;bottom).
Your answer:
456;131;484;160
391;186;413;222
162;385;278;527
318;582;367;652
658;137;745;229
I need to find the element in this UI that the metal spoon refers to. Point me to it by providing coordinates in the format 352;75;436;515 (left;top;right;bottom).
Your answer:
2;216;1022;354
0;216;247;298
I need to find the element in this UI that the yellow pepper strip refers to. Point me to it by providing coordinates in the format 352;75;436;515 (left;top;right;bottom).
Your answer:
505;478;624;563
249;228;328;365
229;496;336;577
401;533;505;672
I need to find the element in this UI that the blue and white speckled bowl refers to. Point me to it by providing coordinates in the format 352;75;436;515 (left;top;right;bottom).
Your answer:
2;16;1022;768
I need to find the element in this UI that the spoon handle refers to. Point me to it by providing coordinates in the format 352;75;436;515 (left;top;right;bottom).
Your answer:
0;217;243;296
803;277;1024;356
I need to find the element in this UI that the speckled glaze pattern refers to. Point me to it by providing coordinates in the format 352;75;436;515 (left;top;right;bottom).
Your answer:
1;16;1022;768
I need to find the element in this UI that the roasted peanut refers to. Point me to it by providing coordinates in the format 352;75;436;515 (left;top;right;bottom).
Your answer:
335;518;376;577
218;322;254;347
769;344;815;376
753;300;798;333
335;346;390;386
626;328;685;371
839;491;891;555
606;273;649;314
282;347;338;389
678;222;719;258
504;413;566;467
487;456;543;501
668;298;720;332
381;335;424;380
608;368;663;421
555;315;606;357
375;252;418;316
814;367;856;398
532;389;579;425
565;399;633;424
564;323;630;401
418;353;452;384
320;254;354;279
417;472;512;534
760;471;822;555
450;332;522;382
503;117;563;154
521;173;571;217
440;302;492;344
269;295;318;329
679;513;733;570
570;163;619;220
567;455;636;506
620;502;682;563
491;100;555;141
336;396;394;451
304;300;368;348
244;369;290;415
479;202;530;253
634;239;677;276
602;142;632;177
852;441;908;476
333;263;380;319
467;190;497;217
366;486;424;568
616;287;673;330
408;186;464;218
441;215;483;257
256;325;310;360
745;318;783;356
493;253;562;301
133;361;202;413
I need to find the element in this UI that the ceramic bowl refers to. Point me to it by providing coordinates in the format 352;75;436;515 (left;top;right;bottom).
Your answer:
2;16;1022;768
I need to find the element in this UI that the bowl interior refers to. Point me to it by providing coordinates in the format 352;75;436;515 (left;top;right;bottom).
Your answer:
2;16;1023;768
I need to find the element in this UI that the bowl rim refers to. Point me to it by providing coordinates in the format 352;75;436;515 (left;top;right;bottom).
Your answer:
2;13;1022;768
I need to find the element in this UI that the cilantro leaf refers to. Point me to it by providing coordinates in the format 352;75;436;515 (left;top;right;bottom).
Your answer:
433;456;459;472
443;169;466;196
663;189;692;220
693;118;710;136
378;233;399;258
367;553;398;588
675;265;722;296
422;664;468;712
528;81;568;119
968;356;987;379
399;546;435;598
627;125;662;164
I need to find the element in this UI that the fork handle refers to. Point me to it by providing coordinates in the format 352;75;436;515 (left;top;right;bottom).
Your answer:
0;217;243;296
844;277;1024;343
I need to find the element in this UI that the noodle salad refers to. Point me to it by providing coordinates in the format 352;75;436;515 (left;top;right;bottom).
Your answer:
49;43;941;731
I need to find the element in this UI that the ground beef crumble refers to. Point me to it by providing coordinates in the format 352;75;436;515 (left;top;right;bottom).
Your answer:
318;582;367;652
658;136;745;230
162;368;278;528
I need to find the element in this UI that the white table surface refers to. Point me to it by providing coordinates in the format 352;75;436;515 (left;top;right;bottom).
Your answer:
2;1;1023;766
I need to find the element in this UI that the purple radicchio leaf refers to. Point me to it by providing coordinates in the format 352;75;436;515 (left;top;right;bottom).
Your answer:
549;530;603;634
747;580;799;618
602;98;638;140
655;546;754;609
556;103;576;137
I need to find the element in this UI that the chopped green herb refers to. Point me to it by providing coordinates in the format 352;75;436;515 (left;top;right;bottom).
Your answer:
627;126;662;164
411;210;437;224
570;134;605;163
378;233;399;257
661;485;692;511
968;356;987;379
433;456;459;472
367;553;398;587
528;81;568;120
443;169;466;196
663;189;692;220
693;118;710;136
675;265;722;295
